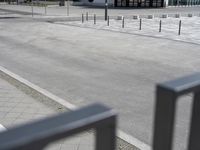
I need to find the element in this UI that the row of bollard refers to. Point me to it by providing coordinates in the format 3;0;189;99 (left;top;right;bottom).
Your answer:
81;13;89;23
81;13;182;35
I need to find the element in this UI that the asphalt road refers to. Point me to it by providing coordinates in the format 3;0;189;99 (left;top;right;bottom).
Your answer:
0;16;200;149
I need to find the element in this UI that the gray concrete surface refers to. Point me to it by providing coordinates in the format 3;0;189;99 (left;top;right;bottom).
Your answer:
0;8;200;149
0;76;94;150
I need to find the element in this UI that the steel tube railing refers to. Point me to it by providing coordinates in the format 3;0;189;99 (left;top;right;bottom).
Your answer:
153;73;200;150
0;103;117;150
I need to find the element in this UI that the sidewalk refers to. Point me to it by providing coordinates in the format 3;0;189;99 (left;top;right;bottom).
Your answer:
0;77;94;150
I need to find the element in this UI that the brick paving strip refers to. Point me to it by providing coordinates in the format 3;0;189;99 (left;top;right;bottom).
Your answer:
0;66;150;150
0;73;94;150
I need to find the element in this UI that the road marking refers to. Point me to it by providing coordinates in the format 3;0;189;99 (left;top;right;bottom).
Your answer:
0;124;6;132
118;130;151;150
0;65;151;150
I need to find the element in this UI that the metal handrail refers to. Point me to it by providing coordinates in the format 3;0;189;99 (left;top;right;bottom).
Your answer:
153;73;200;150
0;103;117;150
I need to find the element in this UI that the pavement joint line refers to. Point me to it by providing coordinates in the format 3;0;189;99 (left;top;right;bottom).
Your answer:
0;65;151;150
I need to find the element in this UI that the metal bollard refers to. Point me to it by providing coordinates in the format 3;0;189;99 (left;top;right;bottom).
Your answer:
86;12;88;21
44;5;47;15
178;20;181;35
107;16;109;26
82;14;84;23
31;4;33;17
159;20;162;32
139;18;142;30
105;2;108;21
67;0;69;16
122;17;124;28
94;14;96;25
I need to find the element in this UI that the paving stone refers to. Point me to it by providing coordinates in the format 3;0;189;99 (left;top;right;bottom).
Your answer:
0;77;94;150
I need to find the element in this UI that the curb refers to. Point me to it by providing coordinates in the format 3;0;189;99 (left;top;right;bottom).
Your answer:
0;66;151;150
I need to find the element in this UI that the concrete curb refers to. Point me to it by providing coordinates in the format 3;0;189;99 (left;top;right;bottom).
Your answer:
0;66;76;112
0;66;151;150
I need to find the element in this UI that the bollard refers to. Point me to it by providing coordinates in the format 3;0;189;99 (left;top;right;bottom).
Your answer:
159;20;162;32
82;14;84;23
122;17;124;28
67;0;69;16
44;5;47;15
94;14;96;25
139;18;142;30
178;20;181;35
107;16;109;26
105;2;108;21
31;4;33;17
86;12;88;21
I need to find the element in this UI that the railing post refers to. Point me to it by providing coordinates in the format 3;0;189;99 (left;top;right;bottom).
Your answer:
96;118;116;150
188;91;200;150
153;86;176;150
153;73;200;150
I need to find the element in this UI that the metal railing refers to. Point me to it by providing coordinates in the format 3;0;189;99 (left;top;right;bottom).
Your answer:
153;73;200;150
0;73;200;150
0;103;117;150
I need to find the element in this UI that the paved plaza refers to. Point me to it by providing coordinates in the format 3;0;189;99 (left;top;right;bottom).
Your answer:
0;5;200;150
